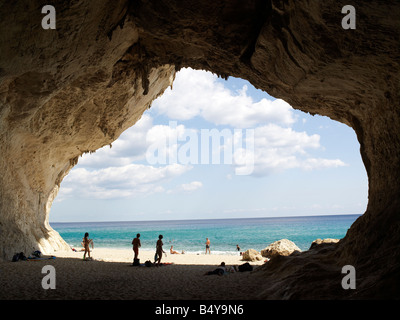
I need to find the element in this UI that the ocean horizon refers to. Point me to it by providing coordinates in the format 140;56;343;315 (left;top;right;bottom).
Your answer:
50;214;361;254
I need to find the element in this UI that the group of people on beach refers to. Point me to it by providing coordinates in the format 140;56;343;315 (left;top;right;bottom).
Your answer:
131;234;212;265
81;232;242;266
81;232;250;276
132;233;165;266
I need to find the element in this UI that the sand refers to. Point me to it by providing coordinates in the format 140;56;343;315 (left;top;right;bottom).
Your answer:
0;248;267;300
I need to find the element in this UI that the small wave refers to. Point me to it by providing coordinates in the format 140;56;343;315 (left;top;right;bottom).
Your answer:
76;246;241;256
128;248;240;255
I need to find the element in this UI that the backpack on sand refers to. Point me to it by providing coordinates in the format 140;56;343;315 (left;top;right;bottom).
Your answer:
238;262;253;272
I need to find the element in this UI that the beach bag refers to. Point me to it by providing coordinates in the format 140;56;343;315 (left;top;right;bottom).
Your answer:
238;262;253;272
32;250;42;258
12;253;20;262
145;260;153;267
12;252;27;262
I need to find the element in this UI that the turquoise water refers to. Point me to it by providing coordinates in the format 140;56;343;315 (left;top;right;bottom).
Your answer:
50;214;360;254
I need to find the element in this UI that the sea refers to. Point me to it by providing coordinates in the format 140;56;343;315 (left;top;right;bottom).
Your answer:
50;214;361;254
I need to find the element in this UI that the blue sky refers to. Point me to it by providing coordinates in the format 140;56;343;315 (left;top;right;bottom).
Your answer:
50;68;368;222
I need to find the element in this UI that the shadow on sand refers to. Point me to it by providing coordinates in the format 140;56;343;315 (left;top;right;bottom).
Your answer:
0;256;264;300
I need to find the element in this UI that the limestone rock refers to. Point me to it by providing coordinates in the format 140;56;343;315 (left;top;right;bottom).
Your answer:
261;239;301;258
0;0;175;259
0;0;399;299
242;249;263;262
309;238;340;250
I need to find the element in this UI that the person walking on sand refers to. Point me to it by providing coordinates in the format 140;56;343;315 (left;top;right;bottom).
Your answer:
132;233;141;260
205;238;211;254
82;232;92;260
155;235;165;265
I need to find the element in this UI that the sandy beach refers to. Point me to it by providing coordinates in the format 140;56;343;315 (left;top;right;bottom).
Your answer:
0;248;267;300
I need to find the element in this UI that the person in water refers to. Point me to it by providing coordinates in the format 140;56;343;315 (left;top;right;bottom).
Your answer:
205;238;211;254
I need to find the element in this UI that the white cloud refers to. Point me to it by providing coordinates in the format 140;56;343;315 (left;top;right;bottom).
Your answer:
56;68;348;202
145;121;195;165
233;124;347;176
152;68;295;128
77;114;154;168
181;181;203;192
301;158;347;170
57;163;191;200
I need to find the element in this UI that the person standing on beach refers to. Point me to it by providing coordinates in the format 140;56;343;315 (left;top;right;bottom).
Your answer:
155;235;165;265
205;238;211;254
132;233;141;260
82;232;92;260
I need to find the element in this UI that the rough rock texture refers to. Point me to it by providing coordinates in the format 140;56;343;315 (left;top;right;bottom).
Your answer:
256;240;347;299
309;238;340;250
0;0;175;258
0;0;399;299
242;249;263;262
261;239;301;258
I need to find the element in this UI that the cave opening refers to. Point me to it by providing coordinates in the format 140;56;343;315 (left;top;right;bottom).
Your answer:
1;0;398;299
49;68;368;255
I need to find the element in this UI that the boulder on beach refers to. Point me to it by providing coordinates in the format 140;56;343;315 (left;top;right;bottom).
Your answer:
261;239;301;258
242;249;263;262
309;238;340;250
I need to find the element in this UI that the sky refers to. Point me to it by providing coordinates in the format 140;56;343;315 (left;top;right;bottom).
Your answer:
50;68;368;222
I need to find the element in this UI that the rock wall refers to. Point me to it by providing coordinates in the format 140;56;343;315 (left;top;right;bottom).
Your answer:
0;0;399;298
0;0;175;258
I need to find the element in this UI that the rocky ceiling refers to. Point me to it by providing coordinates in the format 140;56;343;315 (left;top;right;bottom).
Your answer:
0;0;398;299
